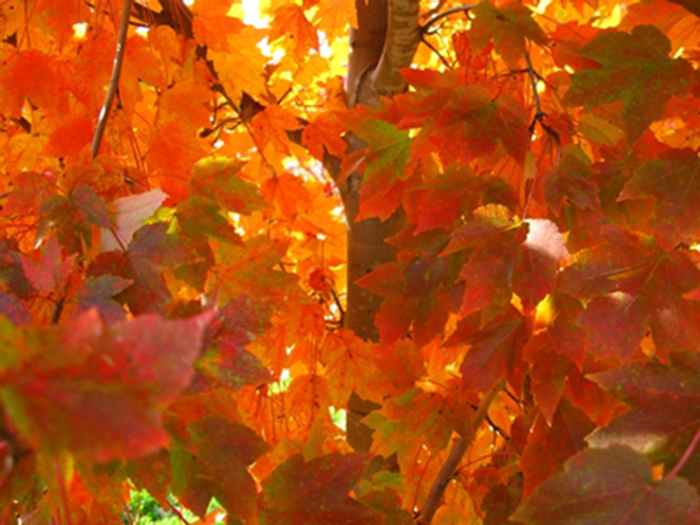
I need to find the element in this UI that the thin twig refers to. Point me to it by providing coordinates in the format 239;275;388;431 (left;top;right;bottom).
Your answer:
91;0;133;158
524;51;559;143
416;377;506;524
666;428;700;479
421;4;475;34
420;36;453;69
165;499;192;525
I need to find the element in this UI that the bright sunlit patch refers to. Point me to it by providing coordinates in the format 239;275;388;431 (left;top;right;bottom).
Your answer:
183;0;195;5
564;65;575;74
536;80;546;94
73;22;88;39
674;46;686;59
135;26;150;37
534;0;553;14
593;4;625;28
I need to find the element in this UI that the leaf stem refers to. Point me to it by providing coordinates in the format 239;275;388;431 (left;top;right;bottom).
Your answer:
416;377;506;524
91;0;133;158
666;427;700;479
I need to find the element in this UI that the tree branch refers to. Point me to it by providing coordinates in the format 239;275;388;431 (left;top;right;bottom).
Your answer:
421;4;475;34
416;377;507;524
91;0;133;158
371;0;421;96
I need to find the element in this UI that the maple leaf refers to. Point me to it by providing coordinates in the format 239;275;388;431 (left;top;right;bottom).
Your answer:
443;211;567;315
563;25;694;142
405;164;517;234
19;237;76;293
364;388;470;460
76;275;132;322
40;186;113;254
339;106;412;189
396;71;531;165
90;223;201;314
100;189;167;252
189;156;266;215
513;445;699;524
172;417;269;520
560;225;700;360
587;353;700;457
523;333;575;425
196;297;273;391
270;4;319;57
302;112;347;160
446;306;526;392
260;172;312;218
261;453;381;524
520;399;595;496
469;1;548;67
544;148;600;216
251;105;302;154
619;148;700;249
0;309;212;461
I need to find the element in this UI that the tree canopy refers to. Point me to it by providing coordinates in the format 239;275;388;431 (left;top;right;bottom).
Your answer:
0;0;699;523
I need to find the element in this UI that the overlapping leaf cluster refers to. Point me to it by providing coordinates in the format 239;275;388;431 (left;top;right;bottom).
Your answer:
0;0;699;523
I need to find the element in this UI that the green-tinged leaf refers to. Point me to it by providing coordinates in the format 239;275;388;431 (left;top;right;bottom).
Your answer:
176;199;243;246
587;354;700;456
563;25;693;142
172;417;269;520
544;150;600;216
339;107;412;187
470;1;548;67
89;223;201;315
190;156;265;215
261;453;381;524
619;148;700;249
76;275;131;322
0;310;213;461
71;186;111;228
513;445;699;524
197;297;273;390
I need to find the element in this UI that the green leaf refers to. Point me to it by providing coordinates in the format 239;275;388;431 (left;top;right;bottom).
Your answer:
470;1;548;67
190;156;266;215
261;453;381;524
563;25;693;142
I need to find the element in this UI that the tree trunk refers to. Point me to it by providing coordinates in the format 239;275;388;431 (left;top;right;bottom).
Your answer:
341;0;420;459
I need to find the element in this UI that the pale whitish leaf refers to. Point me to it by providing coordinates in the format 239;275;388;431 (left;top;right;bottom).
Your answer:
100;190;167;252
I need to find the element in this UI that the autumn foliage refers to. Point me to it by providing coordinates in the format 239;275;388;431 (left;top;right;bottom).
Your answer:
1;0;700;523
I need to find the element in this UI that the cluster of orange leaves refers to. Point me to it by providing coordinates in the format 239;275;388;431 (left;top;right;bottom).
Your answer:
0;0;700;523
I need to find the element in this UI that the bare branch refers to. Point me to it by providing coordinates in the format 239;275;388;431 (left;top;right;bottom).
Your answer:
416;377;507;524
421;4;475;34
91;0;133;158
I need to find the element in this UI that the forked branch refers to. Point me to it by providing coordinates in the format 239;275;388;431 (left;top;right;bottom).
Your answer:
416;377;507;524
